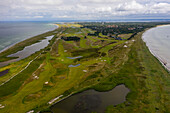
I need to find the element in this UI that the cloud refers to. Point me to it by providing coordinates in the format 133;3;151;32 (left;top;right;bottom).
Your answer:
24;0;62;5
33;16;44;18
116;1;144;11
0;0;169;20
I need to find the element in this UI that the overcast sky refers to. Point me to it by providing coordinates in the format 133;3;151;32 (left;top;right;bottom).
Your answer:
0;0;170;21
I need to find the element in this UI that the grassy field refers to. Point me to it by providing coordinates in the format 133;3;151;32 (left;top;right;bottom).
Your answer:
0;23;169;113
118;33;133;39
55;23;82;28
104;32;170;113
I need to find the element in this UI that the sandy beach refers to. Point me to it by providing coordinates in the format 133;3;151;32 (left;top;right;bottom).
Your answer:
142;25;170;71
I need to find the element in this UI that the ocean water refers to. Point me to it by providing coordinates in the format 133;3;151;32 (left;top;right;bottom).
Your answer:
0;35;54;67
0;21;57;52
142;25;170;71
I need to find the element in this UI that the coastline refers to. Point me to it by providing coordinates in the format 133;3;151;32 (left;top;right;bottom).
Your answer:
0;22;169;113
142;25;170;72
0;23;59;64
156;24;170;27
0;23;58;54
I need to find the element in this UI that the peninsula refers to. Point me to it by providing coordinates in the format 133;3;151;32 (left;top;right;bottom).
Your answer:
0;22;169;113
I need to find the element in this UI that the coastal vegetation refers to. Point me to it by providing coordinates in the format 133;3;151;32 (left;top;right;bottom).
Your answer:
0;28;63;62
0;22;169;113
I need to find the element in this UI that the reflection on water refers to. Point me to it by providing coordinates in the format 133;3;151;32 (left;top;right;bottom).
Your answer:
51;84;130;113
8;35;54;59
0;35;54;67
67;56;83;59
68;64;81;67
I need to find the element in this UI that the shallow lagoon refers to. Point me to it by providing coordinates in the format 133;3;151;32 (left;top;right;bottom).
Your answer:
67;56;83;59
8;35;54;59
0;35;54;67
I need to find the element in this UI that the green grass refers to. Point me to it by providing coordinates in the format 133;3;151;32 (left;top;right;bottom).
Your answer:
0;24;169;113
99;33;108;38
104;32;170;113
87;36;99;42
0;55;45;97
118;33;133;40
0;60;29;84
99;41;125;56
80;38;87;48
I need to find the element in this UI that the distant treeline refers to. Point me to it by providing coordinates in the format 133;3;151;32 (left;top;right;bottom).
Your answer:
127;32;137;40
88;32;100;36
61;36;80;41
79;22;170;37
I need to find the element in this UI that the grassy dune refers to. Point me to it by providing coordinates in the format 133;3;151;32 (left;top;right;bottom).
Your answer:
0;23;169;113
105;32;170;113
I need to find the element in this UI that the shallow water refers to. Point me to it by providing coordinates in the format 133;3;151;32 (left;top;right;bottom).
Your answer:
67;56;83;59
68;64;81;67
8;35;53;59
142;25;170;71
0;35;54;67
51;84;130;113
0;69;9;77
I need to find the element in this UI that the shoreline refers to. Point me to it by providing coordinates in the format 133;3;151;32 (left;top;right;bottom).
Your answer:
156;24;170;27
0;23;58;54
0;22;169;113
142;25;170;72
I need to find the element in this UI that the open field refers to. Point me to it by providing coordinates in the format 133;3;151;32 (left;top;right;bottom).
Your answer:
0;23;169;113
55;23;82;28
118;33;133;39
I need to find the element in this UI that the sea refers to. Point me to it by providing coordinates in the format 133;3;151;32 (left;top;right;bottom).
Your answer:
0;21;170;71
142;25;170;71
0;21;57;52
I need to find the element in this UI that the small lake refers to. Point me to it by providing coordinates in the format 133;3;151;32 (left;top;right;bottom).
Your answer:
50;84;130;113
0;35;54;67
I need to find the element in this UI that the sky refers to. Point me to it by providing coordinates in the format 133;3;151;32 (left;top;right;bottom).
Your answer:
0;0;170;21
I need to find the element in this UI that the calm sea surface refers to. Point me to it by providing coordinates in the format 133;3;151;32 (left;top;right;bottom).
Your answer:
0;21;57;52
142;25;170;71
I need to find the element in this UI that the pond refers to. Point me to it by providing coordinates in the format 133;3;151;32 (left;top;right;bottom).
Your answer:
0;69;9;77
67;56;83;59
68;64;81;67
50;84;130;113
